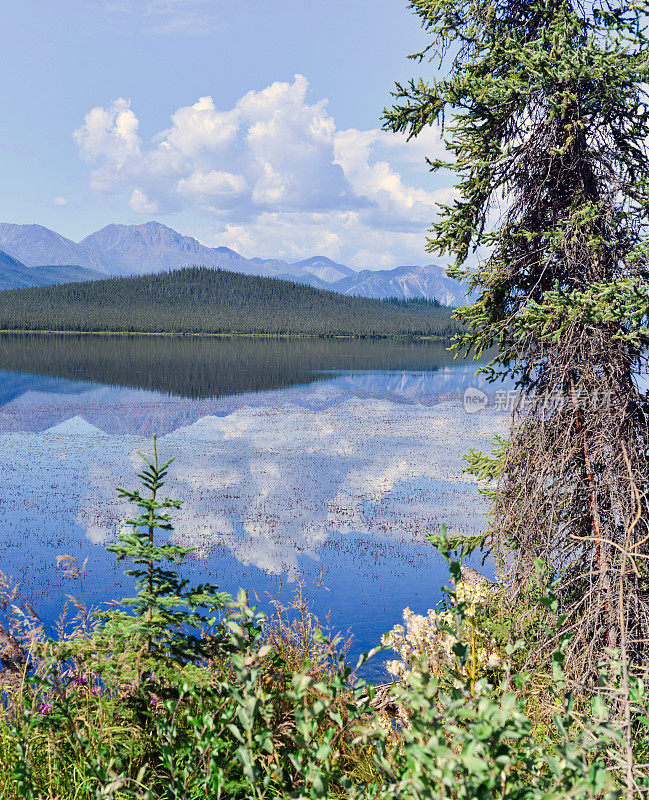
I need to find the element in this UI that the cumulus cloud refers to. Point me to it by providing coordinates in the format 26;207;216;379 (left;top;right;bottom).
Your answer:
177;170;248;198
74;76;452;265
52;196;67;206
161;96;239;157
74;98;142;192
129;189;161;214
334;128;452;233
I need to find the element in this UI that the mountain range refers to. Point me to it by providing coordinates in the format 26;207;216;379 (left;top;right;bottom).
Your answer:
0;248;103;291
0;221;467;305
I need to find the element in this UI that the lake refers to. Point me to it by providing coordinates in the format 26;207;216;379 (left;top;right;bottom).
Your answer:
0;334;507;678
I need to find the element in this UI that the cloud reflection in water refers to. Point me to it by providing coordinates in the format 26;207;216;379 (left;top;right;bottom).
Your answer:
31;392;507;577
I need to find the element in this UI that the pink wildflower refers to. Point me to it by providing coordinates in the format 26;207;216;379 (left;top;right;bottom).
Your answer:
39;702;53;716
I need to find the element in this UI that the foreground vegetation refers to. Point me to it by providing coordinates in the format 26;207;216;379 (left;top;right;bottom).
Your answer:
0;268;461;339
0;442;646;799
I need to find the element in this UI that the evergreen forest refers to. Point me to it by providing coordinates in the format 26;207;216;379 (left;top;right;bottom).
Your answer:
0;267;460;339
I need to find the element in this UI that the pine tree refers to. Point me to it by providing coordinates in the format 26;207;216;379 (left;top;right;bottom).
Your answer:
97;436;230;681
385;0;649;677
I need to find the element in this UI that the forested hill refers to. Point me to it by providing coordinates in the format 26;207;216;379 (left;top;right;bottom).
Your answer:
0;266;461;339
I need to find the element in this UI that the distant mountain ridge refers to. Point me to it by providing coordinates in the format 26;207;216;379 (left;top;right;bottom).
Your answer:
291;256;356;284
335;265;465;307
0;224;84;267
0;221;468;306
0;247;103;291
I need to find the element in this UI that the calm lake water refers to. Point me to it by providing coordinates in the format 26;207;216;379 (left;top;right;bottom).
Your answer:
0;334;506;677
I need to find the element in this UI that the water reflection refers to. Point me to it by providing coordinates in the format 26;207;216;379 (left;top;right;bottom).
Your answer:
0;334;462;400
0;334;505;674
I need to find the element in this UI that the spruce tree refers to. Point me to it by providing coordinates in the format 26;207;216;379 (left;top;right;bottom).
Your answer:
97;436;230;681
385;0;649;677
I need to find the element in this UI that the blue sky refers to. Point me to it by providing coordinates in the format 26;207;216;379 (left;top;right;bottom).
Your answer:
0;0;454;267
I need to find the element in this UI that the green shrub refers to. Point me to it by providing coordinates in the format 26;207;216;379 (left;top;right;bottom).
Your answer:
0;442;643;799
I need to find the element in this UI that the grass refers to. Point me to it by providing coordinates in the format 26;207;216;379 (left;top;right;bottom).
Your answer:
0;442;644;798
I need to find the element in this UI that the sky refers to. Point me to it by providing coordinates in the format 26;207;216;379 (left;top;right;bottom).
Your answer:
0;0;454;268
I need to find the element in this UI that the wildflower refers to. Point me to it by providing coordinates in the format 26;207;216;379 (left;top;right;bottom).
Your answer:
91;685;103;696
71;674;88;688
383;581;506;685
150;695;159;708
39;702;53;716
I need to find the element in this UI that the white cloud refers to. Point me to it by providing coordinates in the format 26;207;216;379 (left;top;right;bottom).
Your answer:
334;127;452;233
52;196;67;207
74;98;142;192
129;189;161;214
161;96;239;158
75;98;141;165
177;170;248;197
74;76;452;266
97;0;222;36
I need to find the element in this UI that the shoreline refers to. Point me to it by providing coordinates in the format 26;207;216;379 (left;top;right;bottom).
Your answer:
0;329;453;342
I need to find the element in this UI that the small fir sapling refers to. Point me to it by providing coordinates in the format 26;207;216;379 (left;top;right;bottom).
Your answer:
96;435;231;681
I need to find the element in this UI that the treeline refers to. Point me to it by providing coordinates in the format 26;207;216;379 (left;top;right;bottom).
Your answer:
0;267;462;339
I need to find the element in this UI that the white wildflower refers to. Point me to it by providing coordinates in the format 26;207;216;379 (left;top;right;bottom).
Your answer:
382;581;506;686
